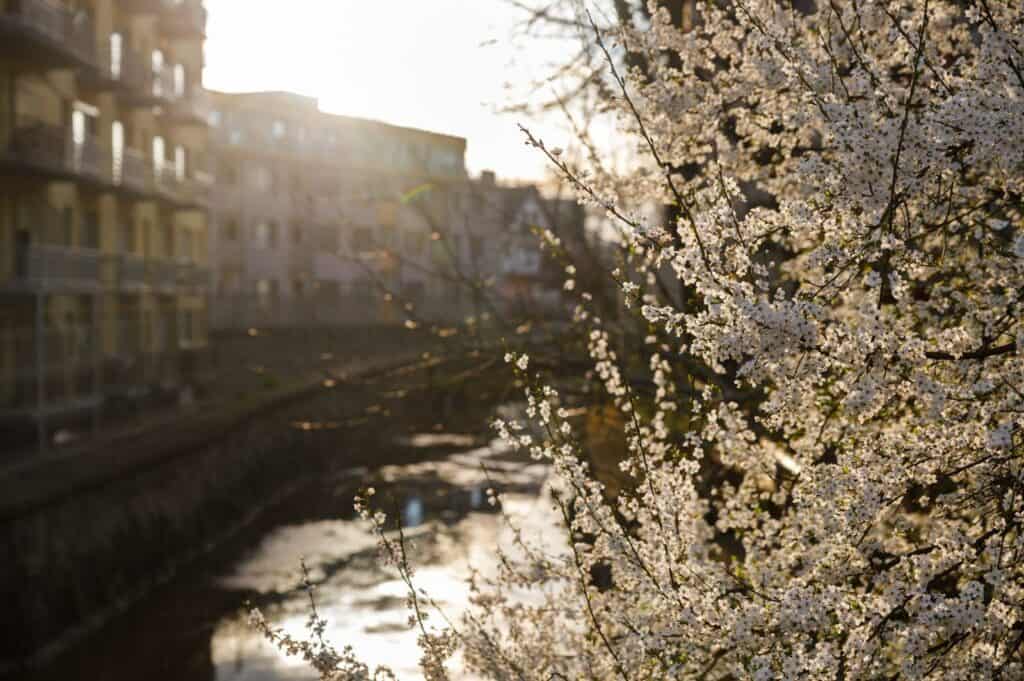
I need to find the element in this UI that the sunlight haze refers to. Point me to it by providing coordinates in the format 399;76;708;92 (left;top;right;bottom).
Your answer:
203;0;573;182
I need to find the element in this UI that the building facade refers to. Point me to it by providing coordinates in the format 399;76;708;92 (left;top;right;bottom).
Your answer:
206;91;477;329
0;0;212;450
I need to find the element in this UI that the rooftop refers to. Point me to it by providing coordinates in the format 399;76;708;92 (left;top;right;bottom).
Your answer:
207;90;466;150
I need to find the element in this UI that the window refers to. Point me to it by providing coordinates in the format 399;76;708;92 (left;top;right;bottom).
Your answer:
121;222;136;254
151;50;164;97
271;120;286;139
179;310;195;344
251;166;272;190
219;270;240;295
180;229;193;261
175;145;186;181
111;121;124;183
152;136;165;178
254;221;277;248
110;33;123;79
62;206;74;246
173;64;186;98
256;279;279;308
222;218;239;241
82;209;99;249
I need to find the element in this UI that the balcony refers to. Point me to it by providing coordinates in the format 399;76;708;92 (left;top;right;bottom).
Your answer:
103;252;148;291
1;117;108;185
152;164;182;203
161;0;206;37
0;0;96;70
146;258;179;293
166;88;212;126
81;41;150;95
5;243;103;294
121;62;177;107
1;116;160;197
177;262;210;290
176;173;211;208
114;147;153;195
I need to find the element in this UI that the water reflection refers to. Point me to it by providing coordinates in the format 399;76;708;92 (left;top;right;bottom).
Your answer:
212;439;554;681
402;496;425;527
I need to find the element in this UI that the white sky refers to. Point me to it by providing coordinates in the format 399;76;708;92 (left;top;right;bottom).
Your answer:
203;0;579;182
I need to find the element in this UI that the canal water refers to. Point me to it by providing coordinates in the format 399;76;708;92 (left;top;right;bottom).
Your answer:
31;427;557;681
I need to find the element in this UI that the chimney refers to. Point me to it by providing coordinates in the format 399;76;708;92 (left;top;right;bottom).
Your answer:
479;170;496;186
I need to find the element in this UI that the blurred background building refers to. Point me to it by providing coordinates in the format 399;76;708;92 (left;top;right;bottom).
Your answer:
205;90;473;329
0;0;588;454
205;92;586;331
0;0;212;450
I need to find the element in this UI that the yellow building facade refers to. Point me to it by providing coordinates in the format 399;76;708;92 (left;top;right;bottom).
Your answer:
0;0;211;449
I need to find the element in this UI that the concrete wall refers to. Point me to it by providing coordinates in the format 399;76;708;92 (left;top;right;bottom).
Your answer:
0;350;422;671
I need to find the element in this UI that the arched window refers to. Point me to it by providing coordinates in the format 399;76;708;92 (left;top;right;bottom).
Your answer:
173;64;186;98
110;33;123;79
151;50;164;96
111;121;124;183
152;136;165;179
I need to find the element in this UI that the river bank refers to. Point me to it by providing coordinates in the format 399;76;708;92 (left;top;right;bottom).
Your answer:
2;348;512;678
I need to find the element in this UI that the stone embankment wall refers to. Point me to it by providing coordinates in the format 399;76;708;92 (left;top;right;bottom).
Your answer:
0;350;424;673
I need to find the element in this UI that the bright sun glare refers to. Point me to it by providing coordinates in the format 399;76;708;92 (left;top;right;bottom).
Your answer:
203;0;576;182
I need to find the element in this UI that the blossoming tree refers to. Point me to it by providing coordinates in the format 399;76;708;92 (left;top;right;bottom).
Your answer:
257;1;1024;678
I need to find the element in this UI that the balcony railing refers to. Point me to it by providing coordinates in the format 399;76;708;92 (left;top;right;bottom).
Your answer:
7;243;103;293
3;116;160;194
0;0;96;68
3;116;108;182
84;41;152;95
152;164;182;202
166;88;212;125
115;146;152;194
177;262;210;290
177;174;211;207
103;252;148;291
3;117;205;208
146;258;179;292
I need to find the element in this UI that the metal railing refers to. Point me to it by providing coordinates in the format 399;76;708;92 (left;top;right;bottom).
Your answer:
152;163;182;200
114;146;152;193
8;243;103;293
177;262;210;289
146;258;180;292
5;116;165;195
0;0;96;66
102;252;148;290
167;87;212;124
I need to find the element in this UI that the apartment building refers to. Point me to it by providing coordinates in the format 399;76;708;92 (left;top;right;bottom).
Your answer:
207;91;475;329
0;0;212;450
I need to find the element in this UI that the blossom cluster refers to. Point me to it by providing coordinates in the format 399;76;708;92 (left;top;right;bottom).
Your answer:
259;2;1024;679
463;1;1024;678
